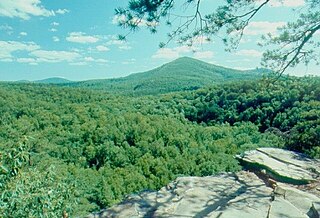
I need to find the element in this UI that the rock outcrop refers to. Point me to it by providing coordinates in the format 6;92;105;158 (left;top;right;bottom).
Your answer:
237;147;320;185
88;148;320;218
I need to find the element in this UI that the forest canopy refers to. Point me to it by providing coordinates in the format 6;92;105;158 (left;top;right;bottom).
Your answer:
0;76;319;216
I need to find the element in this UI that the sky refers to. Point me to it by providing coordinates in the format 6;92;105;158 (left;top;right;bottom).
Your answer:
0;0;318;81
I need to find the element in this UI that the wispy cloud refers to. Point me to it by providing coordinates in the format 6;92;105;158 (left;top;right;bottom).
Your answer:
152;48;180;59
55;9;69;15
244;21;285;35
17;58;37;64
0;40;40;60
84;56;108;63
234;49;262;58
51;22;59;26
66;32;100;44
122;58;136;65
0;0;53;20
49;22;59;32
52;36;60;42
152;45;198;60
0;24;13;34
69;62;87;66
0;0;69;20
0;39;109;65
193;51;214;60
30;50;81;63
180;36;213;46
96;45;110;52
49;28;57;32
112;15;157;27
118;45;132;50
106;36;132;50
68;56;109;66
262;0;305;7
20;32;27;36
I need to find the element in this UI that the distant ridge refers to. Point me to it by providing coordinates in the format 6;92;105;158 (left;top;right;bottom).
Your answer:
69;57;269;95
34;77;73;84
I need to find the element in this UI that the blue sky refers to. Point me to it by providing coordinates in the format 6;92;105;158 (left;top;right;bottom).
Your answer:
0;0;318;81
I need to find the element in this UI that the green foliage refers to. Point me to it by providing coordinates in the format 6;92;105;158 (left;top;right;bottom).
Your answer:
0;75;318;216
175;76;320;154
0;140;78;217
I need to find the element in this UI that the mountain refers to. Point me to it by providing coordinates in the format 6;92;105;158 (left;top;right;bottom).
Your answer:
34;77;73;84
70;57;269;95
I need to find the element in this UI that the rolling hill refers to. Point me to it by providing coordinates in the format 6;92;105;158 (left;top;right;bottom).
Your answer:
35;77;73;84
13;77;72;84
70;57;269;95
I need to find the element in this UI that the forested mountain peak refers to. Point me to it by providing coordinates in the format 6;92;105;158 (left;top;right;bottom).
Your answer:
161;56;210;68
34;77;73;84
70;57;266;95
128;56;261;78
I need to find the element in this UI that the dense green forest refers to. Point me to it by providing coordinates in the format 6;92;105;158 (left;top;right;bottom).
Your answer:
0;76;319;217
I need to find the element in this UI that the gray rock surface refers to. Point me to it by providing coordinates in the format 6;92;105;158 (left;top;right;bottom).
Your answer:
237;148;320;184
257;148;320;174
87;148;320;218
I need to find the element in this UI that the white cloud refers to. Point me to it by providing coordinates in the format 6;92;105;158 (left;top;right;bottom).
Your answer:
193;51;214;59
55;9;69;15
0;40;40;60
52;36;60;42
0;40;111;65
235;49;262;58
119;45;132;50
51;22;59;26
95;59;108;63
20;32;27;36
70;62;87;66
30;50;81;62
96;45;110;51
122;58;136;65
152;48;180;59
106;36;132;50
107;39;124;46
49;28;57;32
84;56;108;63
0;24;13;34
66;32;99;44
175;45;195;53
17;57;36;64
0;58;13;62
0;24;12;30
112;14;157;27
267;0;305;7
69;57;108;66
244;21;285;35
191;36;212;45
84;57;94;62
152;45;200;60
0;0;54;20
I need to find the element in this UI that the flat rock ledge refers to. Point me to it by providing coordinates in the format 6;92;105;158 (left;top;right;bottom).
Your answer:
88;148;320;218
237;147;320;185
